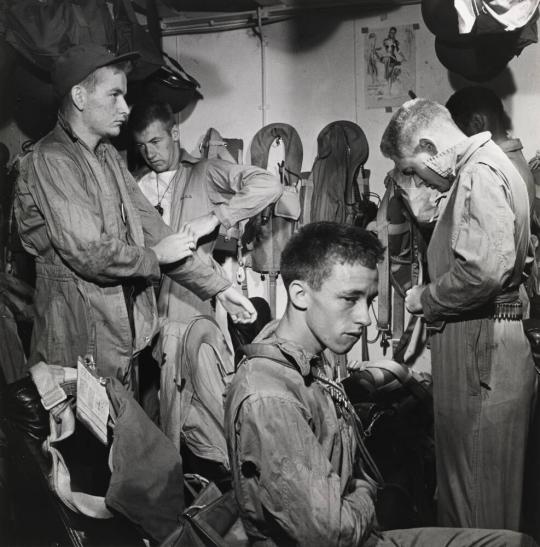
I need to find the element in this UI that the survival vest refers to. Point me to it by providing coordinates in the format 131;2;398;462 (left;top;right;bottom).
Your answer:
309;121;376;227
241;123;303;316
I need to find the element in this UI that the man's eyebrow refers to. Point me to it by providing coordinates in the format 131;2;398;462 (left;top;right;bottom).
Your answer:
337;289;364;297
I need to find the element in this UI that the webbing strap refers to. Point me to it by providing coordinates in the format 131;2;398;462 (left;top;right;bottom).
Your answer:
376;180;392;334
392;290;405;354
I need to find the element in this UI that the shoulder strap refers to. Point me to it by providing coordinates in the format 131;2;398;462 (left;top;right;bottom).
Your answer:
239;342;297;371
376;177;392;350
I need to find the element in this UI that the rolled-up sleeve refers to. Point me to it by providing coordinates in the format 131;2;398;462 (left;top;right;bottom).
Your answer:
124;164;230;299
206;160;282;230
232;395;375;547
421;164;516;322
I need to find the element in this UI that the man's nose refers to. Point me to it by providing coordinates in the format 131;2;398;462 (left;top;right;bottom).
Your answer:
117;95;129;117
353;302;371;327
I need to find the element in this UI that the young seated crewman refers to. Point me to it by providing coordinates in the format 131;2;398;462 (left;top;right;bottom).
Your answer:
224;221;537;547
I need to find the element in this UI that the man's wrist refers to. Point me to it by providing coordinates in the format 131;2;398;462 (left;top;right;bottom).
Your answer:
215;284;234;298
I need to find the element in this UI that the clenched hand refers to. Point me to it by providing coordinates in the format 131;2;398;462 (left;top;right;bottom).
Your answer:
405;285;424;315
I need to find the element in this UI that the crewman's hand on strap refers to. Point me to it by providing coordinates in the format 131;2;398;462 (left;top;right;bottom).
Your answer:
405;285;424;315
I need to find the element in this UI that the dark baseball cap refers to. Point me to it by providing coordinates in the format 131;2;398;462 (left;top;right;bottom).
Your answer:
52;44;140;97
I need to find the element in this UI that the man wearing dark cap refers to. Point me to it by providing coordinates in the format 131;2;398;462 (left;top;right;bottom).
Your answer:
14;44;256;393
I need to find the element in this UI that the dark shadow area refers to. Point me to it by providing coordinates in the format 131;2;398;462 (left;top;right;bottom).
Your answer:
265;6;403;54
447;66;519;130
448;66;517;99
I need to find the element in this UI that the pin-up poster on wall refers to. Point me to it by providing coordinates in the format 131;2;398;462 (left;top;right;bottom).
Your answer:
364;24;417;109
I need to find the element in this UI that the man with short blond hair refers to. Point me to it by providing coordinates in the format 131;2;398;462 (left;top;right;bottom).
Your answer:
381;98;536;530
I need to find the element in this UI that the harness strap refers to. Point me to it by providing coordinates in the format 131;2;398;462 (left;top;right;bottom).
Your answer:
376;178;392;339
240;342;384;487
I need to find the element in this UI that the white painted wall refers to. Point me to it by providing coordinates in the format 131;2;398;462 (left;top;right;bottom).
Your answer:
163;3;540;369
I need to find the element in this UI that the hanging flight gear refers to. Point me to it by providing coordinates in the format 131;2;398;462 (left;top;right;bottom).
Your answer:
376;173;432;363
242;123;303;317
309;120;376;228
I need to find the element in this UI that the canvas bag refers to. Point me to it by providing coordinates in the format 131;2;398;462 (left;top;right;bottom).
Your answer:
160;484;247;547
31;363;186;542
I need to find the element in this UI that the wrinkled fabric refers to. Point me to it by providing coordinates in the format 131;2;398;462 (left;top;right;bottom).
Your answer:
224;322;537;547
106;378;184;543
14;120;229;384
420;132;536;530
153;316;234;466
499;138;536;216
454;0;540;33
225;321;376;547
371;527;537;547
421;132;531;320
138;149;281;323
0;301;27;383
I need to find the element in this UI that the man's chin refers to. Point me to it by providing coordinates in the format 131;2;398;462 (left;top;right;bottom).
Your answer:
328;339;359;355
105;126;122;138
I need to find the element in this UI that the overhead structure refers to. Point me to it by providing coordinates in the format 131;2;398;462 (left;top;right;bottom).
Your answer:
153;0;421;35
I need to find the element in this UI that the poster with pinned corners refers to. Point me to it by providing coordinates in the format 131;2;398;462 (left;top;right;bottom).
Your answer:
364;24;417;109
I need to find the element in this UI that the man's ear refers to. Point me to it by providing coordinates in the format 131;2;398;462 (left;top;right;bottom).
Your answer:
418;138;438;156
469;112;488;135
70;85;85;112
288;280;309;311
171;124;180;143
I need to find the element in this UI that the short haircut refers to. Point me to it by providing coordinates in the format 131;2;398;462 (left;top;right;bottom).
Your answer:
446;86;510;133
128;100;175;135
280;222;384;291
380;98;455;159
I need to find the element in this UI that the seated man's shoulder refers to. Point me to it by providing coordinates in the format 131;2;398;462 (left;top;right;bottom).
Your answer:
227;355;306;414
